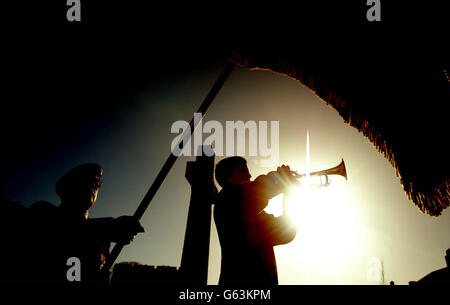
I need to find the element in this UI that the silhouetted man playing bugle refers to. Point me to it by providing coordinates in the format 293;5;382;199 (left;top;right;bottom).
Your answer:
214;157;298;285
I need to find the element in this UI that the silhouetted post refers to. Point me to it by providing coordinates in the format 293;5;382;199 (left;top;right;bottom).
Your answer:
180;145;216;284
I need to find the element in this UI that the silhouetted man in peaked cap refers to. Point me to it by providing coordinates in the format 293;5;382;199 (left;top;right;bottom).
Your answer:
29;163;144;285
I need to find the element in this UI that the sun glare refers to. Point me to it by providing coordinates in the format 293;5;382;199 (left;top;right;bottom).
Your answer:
289;181;359;261
265;177;360;282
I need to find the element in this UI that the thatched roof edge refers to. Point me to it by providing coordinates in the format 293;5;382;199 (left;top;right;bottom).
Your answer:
229;53;449;217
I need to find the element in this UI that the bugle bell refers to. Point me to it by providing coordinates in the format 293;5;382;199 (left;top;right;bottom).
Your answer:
291;159;347;186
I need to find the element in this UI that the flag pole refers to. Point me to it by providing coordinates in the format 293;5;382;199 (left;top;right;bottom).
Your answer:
102;62;234;274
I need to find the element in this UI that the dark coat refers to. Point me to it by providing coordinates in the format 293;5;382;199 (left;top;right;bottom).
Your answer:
214;172;297;285
26;201;112;284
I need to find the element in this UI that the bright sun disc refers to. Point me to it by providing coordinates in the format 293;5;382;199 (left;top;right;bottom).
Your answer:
288;181;359;264
265;179;360;268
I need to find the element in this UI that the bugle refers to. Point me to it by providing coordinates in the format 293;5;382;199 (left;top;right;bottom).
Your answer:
291;159;347;186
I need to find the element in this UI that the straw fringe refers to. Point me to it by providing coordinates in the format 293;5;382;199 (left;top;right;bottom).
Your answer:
230;52;449;217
